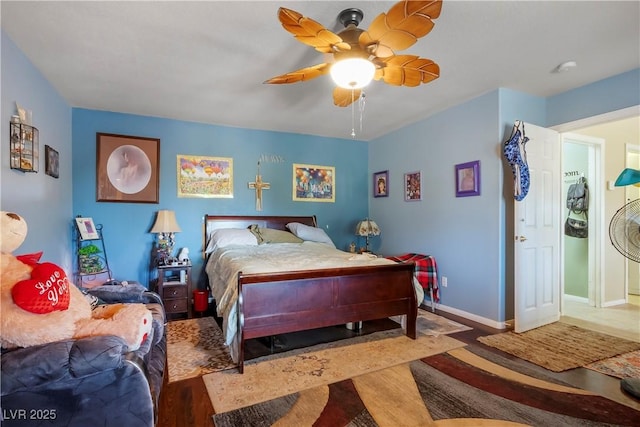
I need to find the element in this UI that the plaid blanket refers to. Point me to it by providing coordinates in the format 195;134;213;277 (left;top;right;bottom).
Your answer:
386;253;440;302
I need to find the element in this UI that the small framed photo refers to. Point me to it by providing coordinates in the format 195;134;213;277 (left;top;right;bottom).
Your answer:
455;160;481;197
373;170;389;198
45;145;59;178
293;163;335;202
75;217;99;240
404;171;422;201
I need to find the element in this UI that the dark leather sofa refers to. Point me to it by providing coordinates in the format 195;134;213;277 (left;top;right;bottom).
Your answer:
1;286;166;427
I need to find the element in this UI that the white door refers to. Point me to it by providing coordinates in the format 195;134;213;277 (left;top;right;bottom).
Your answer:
514;123;561;332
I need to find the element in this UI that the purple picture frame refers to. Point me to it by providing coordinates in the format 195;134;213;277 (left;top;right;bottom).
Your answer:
373;170;389;198
455;160;481;197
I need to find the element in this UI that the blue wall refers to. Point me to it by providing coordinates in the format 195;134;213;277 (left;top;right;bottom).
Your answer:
72;109;369;287
370;71;638;325
547;69;640;127
371;91;505;321
1;32;73;270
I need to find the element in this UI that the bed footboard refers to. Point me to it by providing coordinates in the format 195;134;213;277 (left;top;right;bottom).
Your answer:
237;262;416;373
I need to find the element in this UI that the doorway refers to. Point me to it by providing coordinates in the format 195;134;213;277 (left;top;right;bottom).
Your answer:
562;137;600;307
555;111;640;341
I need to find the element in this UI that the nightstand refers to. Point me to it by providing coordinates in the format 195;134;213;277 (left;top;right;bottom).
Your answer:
155;264;192;319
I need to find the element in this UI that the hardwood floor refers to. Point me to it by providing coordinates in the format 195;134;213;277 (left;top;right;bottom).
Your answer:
157;306;640;427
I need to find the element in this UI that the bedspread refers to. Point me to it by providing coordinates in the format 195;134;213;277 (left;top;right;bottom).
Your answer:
387;253;440;302
206;242;423;362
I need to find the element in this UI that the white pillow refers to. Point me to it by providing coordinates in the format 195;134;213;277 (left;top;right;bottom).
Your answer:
206;228;257;253
286;222;336;247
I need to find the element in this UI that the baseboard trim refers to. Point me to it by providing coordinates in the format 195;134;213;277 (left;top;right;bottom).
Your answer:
564;294;589;303
602;298;627;307
433;304;509;330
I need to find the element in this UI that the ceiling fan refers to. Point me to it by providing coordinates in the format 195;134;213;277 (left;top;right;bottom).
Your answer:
609;168;640;263
264;0;442;107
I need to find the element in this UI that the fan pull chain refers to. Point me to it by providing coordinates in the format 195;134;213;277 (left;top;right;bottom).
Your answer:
350;89;356;139
359;92;366;134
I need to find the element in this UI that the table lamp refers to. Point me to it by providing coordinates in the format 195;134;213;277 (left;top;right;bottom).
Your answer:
150;210;181;263
355;218;381;253
614;168;640;187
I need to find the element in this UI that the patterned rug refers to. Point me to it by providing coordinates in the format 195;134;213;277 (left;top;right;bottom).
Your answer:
477;322;640;372
212;344;640;426
586;350;640;379
166;309;469;384
203;314;467;414
394;307;472;336
166;316;234;383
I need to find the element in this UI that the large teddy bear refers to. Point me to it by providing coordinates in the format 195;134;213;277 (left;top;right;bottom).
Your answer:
0;211;152;351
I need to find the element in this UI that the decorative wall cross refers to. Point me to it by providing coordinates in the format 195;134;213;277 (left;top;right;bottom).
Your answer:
248;162;270;211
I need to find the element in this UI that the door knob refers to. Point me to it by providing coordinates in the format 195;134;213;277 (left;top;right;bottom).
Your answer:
519;236;527;242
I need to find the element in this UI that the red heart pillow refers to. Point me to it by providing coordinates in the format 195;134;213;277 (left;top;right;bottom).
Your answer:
16;251;43;266
12;262;71;314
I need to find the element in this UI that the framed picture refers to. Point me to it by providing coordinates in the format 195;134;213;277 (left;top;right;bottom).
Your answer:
75;217;99;240
96;133;160;203
455;160;481;197
404;171;422;201
177;155;233;198
45;145;59;178
293;163;335;202
373;170;389;198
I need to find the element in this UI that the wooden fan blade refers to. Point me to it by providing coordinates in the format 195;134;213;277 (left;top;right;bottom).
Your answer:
360;0;443;57
278;8;350;54
375;55;440;87
333;87;362;107
264;63;330;84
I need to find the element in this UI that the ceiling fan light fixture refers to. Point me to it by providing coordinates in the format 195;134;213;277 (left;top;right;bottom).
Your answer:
330;58;375;89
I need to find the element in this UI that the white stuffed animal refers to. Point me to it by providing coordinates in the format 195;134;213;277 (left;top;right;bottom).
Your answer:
0;211;152;351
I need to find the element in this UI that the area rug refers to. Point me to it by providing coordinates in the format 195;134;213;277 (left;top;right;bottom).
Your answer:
393;307;472;336
166;316;234;383
203;323;466;413
477;322;640;372
585;350;640;379
212;344;640;426
167;309;467;384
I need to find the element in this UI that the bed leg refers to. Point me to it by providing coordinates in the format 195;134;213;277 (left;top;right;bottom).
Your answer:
238;334;245;374
406;310;417;339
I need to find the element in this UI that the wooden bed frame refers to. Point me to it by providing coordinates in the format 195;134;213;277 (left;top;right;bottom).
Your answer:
204;215;417;373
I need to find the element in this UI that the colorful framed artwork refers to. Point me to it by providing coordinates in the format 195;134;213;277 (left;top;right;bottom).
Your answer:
75;217;99;240
455;160;481;197
373;170;389;198
45;145;59;178
96;133;160;203
404;171;422;201
293;163;335;202
177;155;233;198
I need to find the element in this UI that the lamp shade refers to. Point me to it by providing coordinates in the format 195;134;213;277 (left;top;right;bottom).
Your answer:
150;210;181;233
614;168;640;187
330;58;375;89
355;218;381;237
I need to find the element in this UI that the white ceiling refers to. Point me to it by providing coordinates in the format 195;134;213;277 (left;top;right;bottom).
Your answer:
2;1;639;141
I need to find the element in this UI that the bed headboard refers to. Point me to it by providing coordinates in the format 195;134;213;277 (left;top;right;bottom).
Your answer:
203;215;317;253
